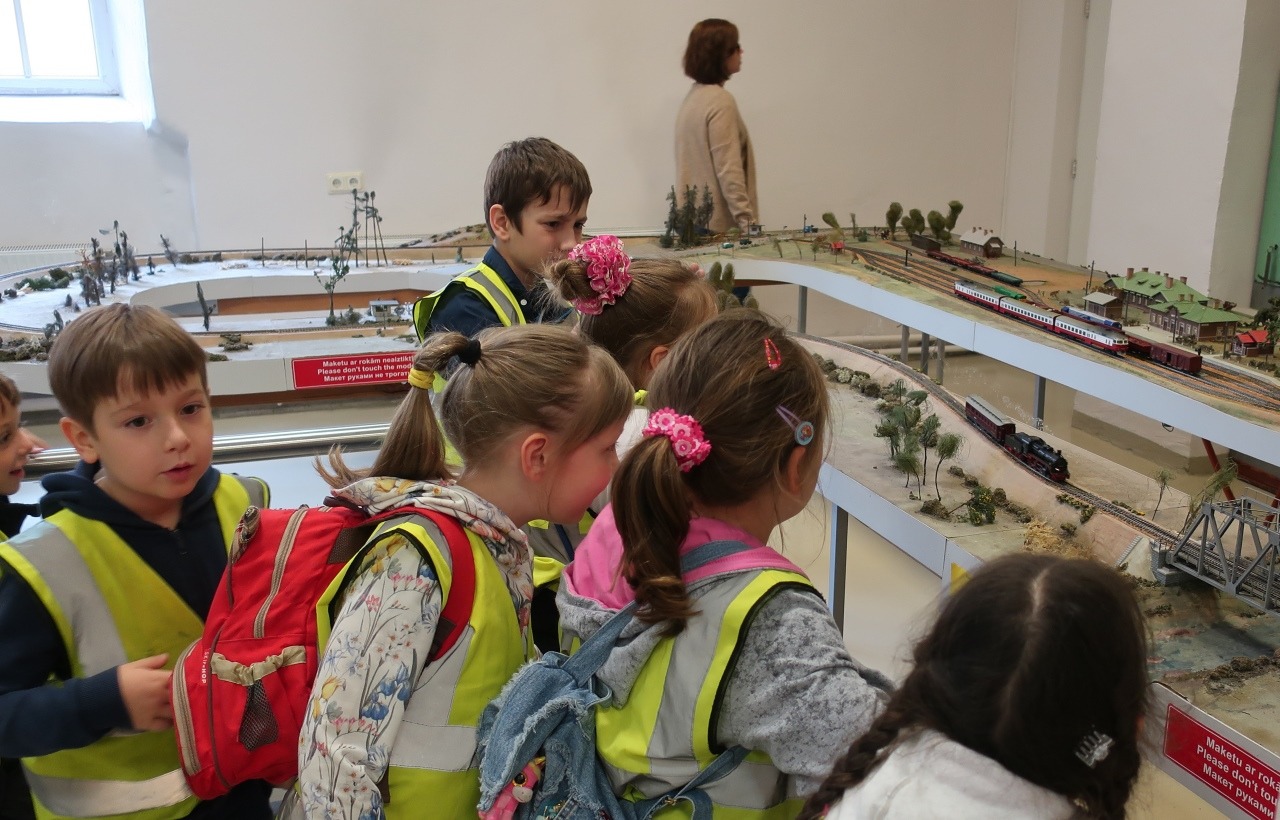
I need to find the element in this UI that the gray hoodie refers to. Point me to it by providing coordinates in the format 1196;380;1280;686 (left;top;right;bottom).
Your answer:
557;507;891;797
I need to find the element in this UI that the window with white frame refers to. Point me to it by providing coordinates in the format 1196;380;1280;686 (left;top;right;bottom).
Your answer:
0;0;120;96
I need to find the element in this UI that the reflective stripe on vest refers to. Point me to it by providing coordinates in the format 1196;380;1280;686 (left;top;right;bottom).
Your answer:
412;262;526;342
0;474;254;820
596;569;813;818
319;513;530;820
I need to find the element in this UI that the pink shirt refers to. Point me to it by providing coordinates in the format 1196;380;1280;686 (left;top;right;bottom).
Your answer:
562;504;808;610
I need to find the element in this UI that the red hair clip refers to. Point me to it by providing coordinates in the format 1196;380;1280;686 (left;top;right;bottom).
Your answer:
764;338;782;370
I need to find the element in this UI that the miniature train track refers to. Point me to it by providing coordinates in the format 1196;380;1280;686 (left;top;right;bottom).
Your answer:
806;334;1180;548
847;248;1280;415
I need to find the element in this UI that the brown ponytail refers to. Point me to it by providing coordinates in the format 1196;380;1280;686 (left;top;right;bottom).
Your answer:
318;324;632;488
612;310;828;633
545;255;715;388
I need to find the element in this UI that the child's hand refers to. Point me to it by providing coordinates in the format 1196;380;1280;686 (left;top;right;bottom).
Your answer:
118;654;173;731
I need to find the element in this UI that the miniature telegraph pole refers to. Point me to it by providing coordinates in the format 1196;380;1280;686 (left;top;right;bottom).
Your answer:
904;248;910;269
1086;260;1094;294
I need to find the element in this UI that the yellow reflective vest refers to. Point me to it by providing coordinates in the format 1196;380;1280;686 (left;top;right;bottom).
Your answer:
0;474;265;820
596;569;814;819
315;512;531;819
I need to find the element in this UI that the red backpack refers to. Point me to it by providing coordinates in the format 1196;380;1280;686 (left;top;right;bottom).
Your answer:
171;500;475;799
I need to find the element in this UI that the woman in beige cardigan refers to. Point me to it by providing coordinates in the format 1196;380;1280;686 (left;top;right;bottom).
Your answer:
675;19;757;239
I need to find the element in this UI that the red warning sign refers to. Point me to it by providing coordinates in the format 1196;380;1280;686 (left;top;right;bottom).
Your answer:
292;351;416;389
1164;704;1280;819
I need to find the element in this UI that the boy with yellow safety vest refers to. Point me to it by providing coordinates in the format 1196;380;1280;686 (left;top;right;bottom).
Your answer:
412;137;591;649
0;304;271;820
412;136;589;345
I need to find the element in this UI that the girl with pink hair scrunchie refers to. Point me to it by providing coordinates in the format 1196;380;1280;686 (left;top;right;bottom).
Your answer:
556;311;891;818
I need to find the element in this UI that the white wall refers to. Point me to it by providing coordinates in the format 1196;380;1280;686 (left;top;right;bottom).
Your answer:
2;1;1020;253
1085;0;1253;298
1001;0;1087;262
1210;0;1280;307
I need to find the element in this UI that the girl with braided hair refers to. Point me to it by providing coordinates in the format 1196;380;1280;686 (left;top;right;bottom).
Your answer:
802;553;1150;820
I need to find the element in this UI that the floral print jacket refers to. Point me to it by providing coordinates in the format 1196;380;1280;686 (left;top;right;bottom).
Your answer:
296;477;533;820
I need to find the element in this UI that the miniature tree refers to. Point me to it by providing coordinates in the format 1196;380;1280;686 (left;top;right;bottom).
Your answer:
932;432;963;500
821;212;845;252
357;190;389;267
159;234;179;268
771;237;784;258
196;282;214;331
894;431;922;493
660;187;679;249
885;202;903;239
874;419;901;459
945;200;964;233
1152;467;1174;517
918;414;941;490
1257;297;1280;361
906;209;925;237
697;185;714;234
147;256;155;275
705;261;756;311
849;213;858;234
679;186;699;247
927;210;947;240
318;224;358;325
1182;460;1238;531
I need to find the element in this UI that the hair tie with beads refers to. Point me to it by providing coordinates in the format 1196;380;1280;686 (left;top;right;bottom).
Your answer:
457;337;483;366
643;407;711;472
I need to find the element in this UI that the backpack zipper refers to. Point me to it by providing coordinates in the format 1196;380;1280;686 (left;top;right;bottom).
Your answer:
172;640;202;777
253;507;308;639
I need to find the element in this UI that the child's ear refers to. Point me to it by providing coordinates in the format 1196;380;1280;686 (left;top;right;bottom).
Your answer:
59;416;100;464
782;445;809;496
645;345;671;378
518;431;551;481
489;204;514;242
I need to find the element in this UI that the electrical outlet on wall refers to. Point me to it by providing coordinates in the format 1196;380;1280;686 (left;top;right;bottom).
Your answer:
326;171;364;195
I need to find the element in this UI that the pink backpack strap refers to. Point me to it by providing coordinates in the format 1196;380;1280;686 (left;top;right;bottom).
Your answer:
681;540;809;587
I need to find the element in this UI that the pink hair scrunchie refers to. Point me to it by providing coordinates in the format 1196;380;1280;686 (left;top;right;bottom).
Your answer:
568;235;632;315
642;407;712;472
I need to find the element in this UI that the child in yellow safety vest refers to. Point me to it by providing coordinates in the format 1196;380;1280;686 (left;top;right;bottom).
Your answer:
0;304;271;820
525;234;716;651
557;311;892;818
293;324;632;820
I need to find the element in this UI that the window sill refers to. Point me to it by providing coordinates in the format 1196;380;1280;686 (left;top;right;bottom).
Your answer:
0;92;151;124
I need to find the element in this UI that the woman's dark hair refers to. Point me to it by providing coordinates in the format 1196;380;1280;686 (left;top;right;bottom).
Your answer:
611;311;827;635
682;18;739;85
799;553;1150;820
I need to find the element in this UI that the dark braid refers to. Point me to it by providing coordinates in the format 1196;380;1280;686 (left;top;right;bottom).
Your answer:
797;554;1149;817
797;702;913;819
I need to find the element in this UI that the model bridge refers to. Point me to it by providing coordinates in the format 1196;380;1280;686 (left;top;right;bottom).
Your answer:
1154;498;1280;616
